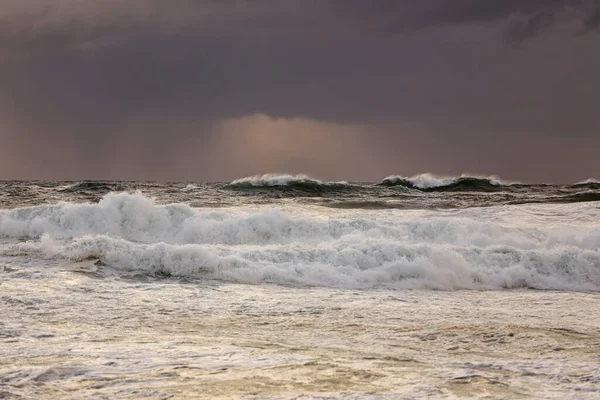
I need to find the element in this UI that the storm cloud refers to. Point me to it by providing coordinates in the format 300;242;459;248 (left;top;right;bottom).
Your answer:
1;1;599;182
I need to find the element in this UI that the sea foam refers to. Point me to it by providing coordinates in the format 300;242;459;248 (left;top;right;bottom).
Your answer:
1;192;599;290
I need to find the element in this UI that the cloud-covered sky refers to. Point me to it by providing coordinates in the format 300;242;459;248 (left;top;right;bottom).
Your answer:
1;0;599;182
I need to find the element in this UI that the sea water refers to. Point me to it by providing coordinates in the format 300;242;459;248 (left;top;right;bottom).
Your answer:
1;176;599;399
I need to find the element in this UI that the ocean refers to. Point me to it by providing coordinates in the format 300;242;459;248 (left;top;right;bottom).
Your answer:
1;174;599;399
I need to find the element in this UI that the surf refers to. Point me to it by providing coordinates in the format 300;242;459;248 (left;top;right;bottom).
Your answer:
1;192;599;291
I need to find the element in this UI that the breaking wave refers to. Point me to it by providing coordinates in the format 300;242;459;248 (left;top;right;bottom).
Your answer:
571;178;600;190
182;184;200;191
224;174;362;195
228;174;328;187
224;173;510;196
1;192;599;291
380;173;503;191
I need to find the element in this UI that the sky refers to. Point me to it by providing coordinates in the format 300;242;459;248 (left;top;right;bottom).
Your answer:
1;0;599;183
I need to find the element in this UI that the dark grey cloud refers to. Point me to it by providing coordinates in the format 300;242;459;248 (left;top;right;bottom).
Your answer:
2;0;598;53
1;1;599;182
328;0;600;40
504;10;558;43
583;6;600;30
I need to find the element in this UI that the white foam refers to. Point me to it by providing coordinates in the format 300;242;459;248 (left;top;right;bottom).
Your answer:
1;192;599;291
8;230;600;290
182;184;200;191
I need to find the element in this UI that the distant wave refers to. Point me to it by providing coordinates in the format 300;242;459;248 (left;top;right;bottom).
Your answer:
575;178;600;184
224;173;509;194
570;178;600;190
1;192;599;291
380;173;504;191
224;174;361;194
553;191;600;203
227;174;347;187
60;181;123;192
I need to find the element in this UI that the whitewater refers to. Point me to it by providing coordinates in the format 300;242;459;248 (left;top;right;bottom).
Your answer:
1;176;599;399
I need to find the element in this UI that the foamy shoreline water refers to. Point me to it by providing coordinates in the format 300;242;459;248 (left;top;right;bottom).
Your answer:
2;272;599;399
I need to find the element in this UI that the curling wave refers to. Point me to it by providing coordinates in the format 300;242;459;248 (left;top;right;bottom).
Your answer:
224;174;362;195
380;173;503;191
1;192;599;291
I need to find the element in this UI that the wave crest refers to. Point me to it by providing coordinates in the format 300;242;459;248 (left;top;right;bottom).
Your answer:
380;173;503;191
571;178;600;190
228;174;326;187
225;174;357;194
